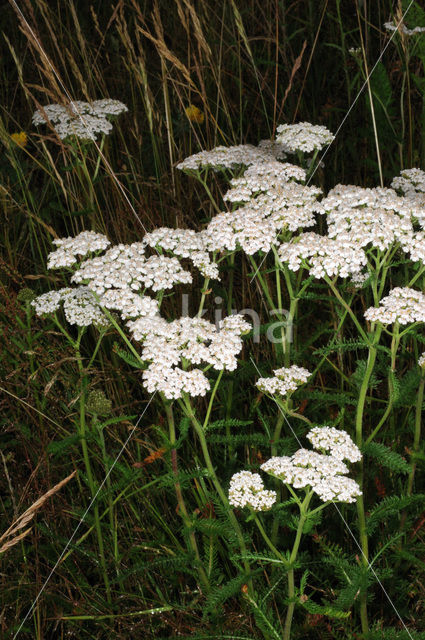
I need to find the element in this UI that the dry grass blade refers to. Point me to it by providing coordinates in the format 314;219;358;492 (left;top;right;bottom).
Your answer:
277;40;307;124
0;527;32;554
0;470;76;553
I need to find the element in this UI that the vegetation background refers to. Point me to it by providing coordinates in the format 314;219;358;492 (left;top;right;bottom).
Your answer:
1;0;425;638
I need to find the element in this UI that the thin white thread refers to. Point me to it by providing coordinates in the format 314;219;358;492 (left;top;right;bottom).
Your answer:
250;1;415;283
12;393;156;639
9;0;152;239
249;356;414;638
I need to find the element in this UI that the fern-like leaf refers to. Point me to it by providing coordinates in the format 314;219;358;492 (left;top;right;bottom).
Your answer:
363;441;411;474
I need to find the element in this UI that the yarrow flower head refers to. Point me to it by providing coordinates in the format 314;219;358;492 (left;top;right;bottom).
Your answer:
32;99;128;141
391;168;425;208
47;231;110;269
278;232;367;279
306;426;362;462
176;139;290;173
71;243;192;295
228;471;277;511
132;314;251;400
418;353;425;368
205;180;322;257
31;286;108;328
384;20;425;36
275;122;335;154
256;365;310;397
321;184;422;253
260;428;361;503
143;227;219;280
364;287;425;325
223;161;306;203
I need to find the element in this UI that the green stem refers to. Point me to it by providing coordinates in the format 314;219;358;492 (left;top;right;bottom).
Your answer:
283;491;313;640
270;411;285;547
179;395;253;591
365;327;399;445
197;277;211;318
97;421;118;570
354;324;382;636
203;369;224;429
407;373;425;496
249;255;277;311
253;513;289;566
163;399;210;591
75;336;111;603
324;277;368;342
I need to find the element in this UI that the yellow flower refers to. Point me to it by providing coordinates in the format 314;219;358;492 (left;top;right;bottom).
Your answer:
11;132;28;148
185;105;204;124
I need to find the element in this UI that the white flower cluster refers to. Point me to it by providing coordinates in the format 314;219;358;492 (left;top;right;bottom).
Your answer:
71;243;192;294
228;471;277;511
176;140;289;173
384;21;425;36
142;364;210;400
32;286;107;327
418;353;425;368
134;314;251;399
32;99;128;141
364;287;425;325
350;271;369;288
256;365;310;397
204;209;278;255
275;122;334;154
261;427;362;503
47;231;110;269
205;181;322;255
143;227;219;279
223;161;306;203
391;168;425;207
278;232;367;279
322;184;423;250
100;288;159;320
306;426;362;462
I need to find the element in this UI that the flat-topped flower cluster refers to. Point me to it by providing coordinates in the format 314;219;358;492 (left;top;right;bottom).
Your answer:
229;427;362;510
384;21;425;36
275;122;334;154
33;99;128;141
137;314;251;399
256;365;311;397
261;427;362;503
228;471;277;511
32;228;251;399
364;287;425;325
